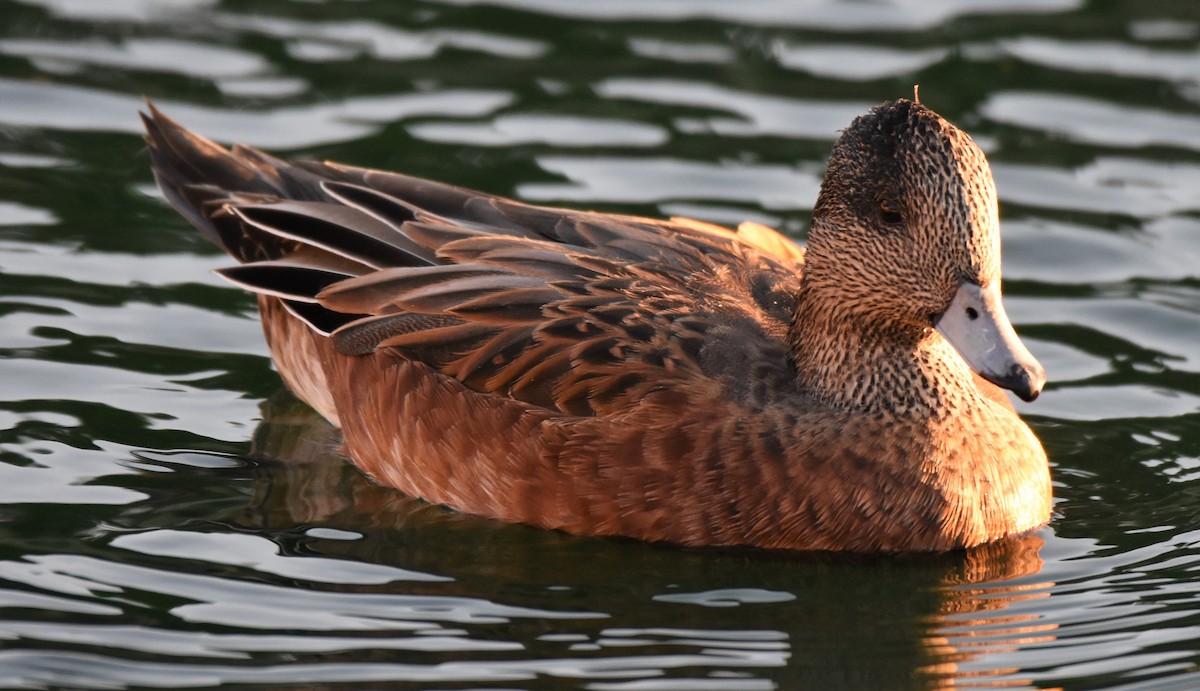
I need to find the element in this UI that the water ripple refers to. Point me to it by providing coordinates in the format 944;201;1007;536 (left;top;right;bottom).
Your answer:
771;42;949;81
410;114;669;148
982;92;1200;151
0;37;270;79
0;78;513;149
520;156;820;209
0;647;786;688
218;13;549;62
0;201;57;226
995;159;1200;219
7;553;603;628
627;37;735;65
595;78;872;139
0;620;521;659
13;0;217;22
113;529;451;584
1001;37;1200;88
429;0;1080;31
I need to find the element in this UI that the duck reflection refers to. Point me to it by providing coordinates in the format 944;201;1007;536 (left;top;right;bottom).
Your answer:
239;389;1056;689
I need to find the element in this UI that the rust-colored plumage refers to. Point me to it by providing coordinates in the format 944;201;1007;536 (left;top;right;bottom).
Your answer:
142;99;1052;553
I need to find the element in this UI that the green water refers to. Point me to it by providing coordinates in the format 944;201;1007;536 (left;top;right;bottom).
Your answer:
1;0;1199;688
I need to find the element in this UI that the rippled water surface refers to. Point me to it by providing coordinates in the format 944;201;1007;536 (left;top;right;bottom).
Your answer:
2;0;1199;688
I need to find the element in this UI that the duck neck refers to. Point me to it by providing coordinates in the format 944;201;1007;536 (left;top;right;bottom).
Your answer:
789;280;978;418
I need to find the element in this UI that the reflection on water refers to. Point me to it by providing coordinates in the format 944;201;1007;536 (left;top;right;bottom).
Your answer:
1;0;1199;687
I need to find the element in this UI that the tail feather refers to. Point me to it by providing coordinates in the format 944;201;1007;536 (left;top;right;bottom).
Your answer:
142;101;441;334
143;108;273;256
231;201;435;269
144;103;333;262
216;255;360;304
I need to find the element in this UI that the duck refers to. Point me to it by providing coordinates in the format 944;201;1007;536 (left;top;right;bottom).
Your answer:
141;98;1051;553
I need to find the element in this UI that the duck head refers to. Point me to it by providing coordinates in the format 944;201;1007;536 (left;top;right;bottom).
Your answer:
806;99;1045;402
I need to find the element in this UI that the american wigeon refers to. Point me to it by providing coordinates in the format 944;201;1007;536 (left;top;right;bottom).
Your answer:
142;98;1051;553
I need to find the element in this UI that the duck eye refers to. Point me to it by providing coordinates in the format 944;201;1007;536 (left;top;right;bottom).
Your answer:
878;198;904;226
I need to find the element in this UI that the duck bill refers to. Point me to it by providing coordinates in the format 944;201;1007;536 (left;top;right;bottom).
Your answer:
935;282;1046;402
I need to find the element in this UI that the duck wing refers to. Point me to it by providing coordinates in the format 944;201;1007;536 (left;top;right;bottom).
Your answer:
143;105;806;416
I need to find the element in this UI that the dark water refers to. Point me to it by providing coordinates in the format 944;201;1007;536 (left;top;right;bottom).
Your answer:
1;0;1199;688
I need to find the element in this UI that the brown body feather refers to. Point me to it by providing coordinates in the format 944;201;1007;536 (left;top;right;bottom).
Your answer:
143;99;1051;553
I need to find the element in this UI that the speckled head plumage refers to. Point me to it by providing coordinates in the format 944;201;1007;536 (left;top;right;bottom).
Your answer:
807;99;1002;330
799;99;1044;405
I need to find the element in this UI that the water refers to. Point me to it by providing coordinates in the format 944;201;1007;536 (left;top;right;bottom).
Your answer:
1;0;1198;688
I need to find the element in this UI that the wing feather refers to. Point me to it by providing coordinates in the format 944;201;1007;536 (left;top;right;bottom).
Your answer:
142;105;805;416
232;202;432;269
331;312;464;355
318;265;514;314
